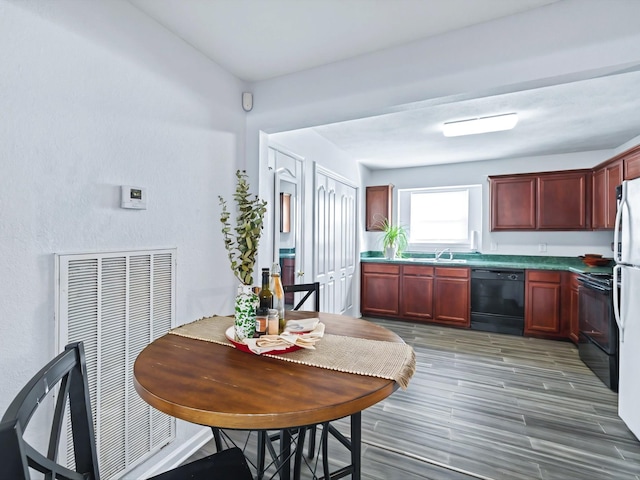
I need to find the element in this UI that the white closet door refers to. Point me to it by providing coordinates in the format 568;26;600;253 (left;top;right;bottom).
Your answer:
315;167;357;315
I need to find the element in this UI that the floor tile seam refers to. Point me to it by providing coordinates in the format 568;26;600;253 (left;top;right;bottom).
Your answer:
527;438;640;474
449;429;633;477
360;437;497;480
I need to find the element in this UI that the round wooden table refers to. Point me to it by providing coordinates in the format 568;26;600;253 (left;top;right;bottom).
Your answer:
133;311;404;479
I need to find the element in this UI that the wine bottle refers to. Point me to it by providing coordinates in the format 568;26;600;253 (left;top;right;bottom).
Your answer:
270;262;286;332
258;268;273;311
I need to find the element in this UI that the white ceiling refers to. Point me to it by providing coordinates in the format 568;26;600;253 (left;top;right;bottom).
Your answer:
129;0;640;169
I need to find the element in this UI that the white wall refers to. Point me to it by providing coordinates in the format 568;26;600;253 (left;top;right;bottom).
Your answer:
0;0;247;474
365;150;616;257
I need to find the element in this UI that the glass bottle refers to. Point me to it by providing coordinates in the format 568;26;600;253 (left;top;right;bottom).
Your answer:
258;268;273;311
270;262;286;332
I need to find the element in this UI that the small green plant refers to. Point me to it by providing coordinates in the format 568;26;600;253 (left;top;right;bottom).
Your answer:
378;217;408;257
219;170;267;285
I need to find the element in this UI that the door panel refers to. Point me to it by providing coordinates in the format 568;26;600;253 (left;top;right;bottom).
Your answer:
315;167;357;315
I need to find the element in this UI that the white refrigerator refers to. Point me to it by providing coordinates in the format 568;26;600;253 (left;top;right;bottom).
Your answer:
614;178;640;440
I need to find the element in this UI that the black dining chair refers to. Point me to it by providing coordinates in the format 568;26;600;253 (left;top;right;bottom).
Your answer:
283;282;320;312
0;341;252;480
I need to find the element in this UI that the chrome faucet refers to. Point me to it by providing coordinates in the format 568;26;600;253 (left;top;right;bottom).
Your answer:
434;248;453;261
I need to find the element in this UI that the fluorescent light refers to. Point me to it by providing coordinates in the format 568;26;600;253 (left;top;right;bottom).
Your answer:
443;113;518;137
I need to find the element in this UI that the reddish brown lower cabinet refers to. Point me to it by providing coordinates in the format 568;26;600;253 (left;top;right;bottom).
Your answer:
361;263;469;325
567;272;580;344
360;263;400;317
400;265;434;321
281;257;296;304
525;270;565;338
433;267;470;327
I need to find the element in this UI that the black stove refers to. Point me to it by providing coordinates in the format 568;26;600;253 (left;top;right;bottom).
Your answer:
577;271;614;289
576;270;618;391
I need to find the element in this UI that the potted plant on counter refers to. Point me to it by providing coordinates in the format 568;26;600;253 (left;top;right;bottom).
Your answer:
379;217;408;260
219;170;267;340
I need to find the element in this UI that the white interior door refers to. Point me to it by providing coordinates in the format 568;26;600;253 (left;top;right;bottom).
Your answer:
271;147;306;291
315;166;357;315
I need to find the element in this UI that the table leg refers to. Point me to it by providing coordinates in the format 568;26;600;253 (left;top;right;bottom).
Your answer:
350;412;361;480
279;429;291;480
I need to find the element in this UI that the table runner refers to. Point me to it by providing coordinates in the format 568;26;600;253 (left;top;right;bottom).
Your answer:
168;315;416;389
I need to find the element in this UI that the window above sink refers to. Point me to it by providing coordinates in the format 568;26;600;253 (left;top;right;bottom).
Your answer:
398;184;482;253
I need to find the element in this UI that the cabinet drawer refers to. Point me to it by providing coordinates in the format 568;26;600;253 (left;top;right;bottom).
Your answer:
527;270;561;283
435;267;470;278
402;265;434;276
361;263;400;275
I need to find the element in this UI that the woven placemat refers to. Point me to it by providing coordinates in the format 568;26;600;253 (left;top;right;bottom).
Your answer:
169;315;415;389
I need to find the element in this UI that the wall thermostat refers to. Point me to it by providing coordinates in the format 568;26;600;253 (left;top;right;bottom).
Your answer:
121;185;147;209
242;92;253;112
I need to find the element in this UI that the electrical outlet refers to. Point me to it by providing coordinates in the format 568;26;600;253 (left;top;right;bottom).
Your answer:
539;243;547;253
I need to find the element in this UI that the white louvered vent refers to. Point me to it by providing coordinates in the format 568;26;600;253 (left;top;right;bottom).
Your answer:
56;249;176;480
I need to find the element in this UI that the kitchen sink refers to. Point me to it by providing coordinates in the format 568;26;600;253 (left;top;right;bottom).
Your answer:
396;257;467;264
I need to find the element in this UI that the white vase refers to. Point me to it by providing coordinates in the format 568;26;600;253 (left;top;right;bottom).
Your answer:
234;284;258;341
385;246;397;260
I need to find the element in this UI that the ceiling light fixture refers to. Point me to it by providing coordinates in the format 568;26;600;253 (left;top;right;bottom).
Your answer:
442;113;518;137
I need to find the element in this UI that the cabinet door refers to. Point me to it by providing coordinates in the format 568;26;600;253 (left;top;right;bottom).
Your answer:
490;176;536;230
537;171;589;230
433;267;470;327
281;257;296;304
525;271;562;337
606;160;623;228
568;273;580;344
360;264;400;317
592;167;607;229
365;185;393;231
400;266;434;321
624;149;640;180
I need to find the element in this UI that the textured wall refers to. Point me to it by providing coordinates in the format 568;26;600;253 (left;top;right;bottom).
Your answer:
0;0;246;472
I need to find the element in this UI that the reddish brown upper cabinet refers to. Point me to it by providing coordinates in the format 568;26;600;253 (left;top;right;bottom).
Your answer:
365;185;393;231
537;170;591;230
489;175;536;230
592;158;623;229
525;270;565;339
623;145;640;180
489;170;591;231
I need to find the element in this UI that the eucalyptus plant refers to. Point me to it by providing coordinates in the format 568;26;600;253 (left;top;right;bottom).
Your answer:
219;170;267;285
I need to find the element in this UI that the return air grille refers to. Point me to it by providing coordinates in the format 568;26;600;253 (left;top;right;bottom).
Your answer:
56;249;176;480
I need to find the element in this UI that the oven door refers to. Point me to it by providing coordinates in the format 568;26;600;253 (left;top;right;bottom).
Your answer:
578;282;616;355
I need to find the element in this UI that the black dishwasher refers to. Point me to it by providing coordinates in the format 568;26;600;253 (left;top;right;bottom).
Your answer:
470;268;525;335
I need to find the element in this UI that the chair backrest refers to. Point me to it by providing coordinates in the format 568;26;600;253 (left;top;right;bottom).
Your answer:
0;342;100;480
283;282;320;311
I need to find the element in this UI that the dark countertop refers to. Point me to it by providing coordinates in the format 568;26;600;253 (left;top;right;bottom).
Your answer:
360;252;614;275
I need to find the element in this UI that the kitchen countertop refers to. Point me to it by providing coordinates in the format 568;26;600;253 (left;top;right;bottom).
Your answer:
360;252;614;275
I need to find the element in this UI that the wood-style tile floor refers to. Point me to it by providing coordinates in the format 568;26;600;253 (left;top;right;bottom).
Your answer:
190;318;640;479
